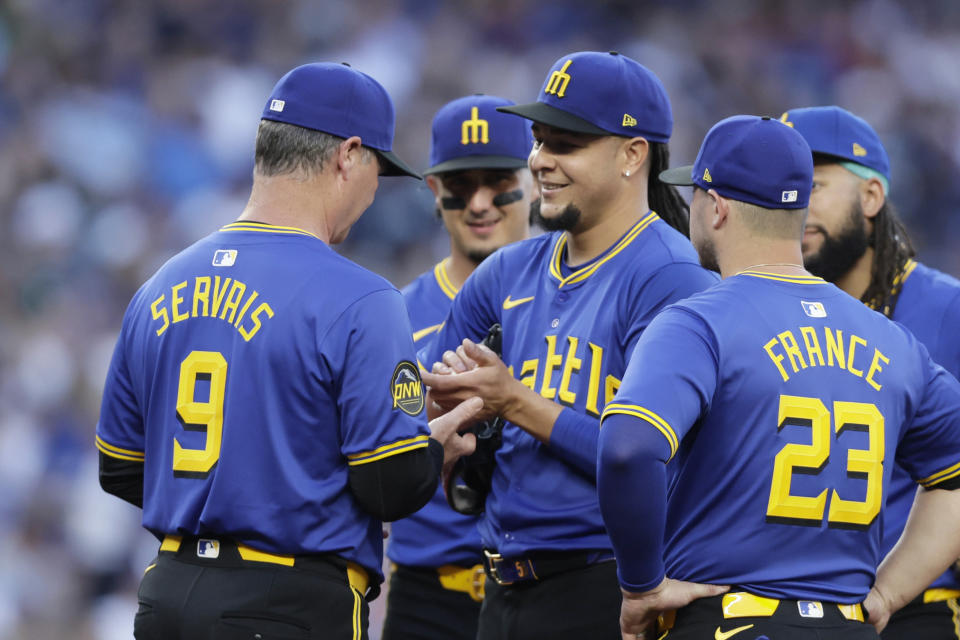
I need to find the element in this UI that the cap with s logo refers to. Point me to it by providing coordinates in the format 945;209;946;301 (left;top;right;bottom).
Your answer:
659;115;813;209
261;62;420;179
424;95;534;175
496;51;673;142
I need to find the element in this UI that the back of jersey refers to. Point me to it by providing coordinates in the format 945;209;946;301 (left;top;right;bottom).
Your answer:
614;271;960;602
97;223;428;569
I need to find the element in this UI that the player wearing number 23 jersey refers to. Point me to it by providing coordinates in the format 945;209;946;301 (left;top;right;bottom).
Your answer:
598;115;960;640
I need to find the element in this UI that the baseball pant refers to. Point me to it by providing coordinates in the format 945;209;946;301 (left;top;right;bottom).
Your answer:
664;593;877;640
476;560;621;640
134;540;369;640
881;593;960;640
381;563;482;640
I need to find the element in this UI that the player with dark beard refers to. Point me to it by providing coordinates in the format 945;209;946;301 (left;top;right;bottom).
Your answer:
785;105;960;640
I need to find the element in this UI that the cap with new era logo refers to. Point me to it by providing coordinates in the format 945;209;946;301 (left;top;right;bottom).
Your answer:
497;51;672;142
261;62;420;179
780;105;890;184
660;115;813;209
425;95;534;175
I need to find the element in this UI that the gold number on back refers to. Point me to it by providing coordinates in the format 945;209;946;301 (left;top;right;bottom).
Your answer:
767;394;884;527
173;351;227;477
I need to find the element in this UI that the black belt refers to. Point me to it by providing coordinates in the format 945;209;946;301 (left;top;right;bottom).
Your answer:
482;548;613;586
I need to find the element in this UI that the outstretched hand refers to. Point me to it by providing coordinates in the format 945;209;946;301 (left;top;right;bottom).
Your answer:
427;395;482;470
620;577;729;639
422;339;518;422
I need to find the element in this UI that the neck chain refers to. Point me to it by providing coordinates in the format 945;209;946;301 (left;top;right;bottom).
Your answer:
739;262;805;272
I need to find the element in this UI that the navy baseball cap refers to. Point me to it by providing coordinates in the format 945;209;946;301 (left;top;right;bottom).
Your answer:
497;51;673;142
780;105;890;187
424;95;534;175
660;115;813;209
261;62;420;179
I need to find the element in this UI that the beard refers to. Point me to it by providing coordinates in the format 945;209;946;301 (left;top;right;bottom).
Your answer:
694;235;720;273
530;199;582;232
804;200;870;283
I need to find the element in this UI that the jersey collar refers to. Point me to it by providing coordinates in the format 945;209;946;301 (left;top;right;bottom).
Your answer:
220;221;322;240
548;211;660;289
433;259;459;300
736;270;826;284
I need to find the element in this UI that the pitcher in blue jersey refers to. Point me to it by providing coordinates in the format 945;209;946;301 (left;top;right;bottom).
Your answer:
785;104;960;639
95;63;482;640
598;115;960;640
419;51;719;640
382;94;535;640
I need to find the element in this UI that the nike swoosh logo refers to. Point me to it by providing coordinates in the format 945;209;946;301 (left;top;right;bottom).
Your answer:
715;624;754;640
503;295;535;310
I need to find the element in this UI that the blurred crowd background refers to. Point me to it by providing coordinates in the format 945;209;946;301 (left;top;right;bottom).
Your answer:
2;0;960;637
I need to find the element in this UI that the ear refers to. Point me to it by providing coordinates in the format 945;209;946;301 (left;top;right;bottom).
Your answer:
621;136;650;178
859;177;885;220
336;136;365;178
708;188;729;230
426;175;441;198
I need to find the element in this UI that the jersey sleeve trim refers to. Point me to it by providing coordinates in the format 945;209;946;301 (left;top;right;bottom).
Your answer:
919;460;960;488
95;435;145;461
346;435;430;466
602;403;679;459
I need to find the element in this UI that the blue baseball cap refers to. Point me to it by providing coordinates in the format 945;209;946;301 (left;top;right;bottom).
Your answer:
424;95;534;175
660;115;813;209
261;62;420;179
497;51;673;142
780;106;890;186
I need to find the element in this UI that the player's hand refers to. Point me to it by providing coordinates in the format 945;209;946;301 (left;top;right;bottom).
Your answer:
428;396;482;469
422;339;518;421
863;586;892;633
619;577;729;640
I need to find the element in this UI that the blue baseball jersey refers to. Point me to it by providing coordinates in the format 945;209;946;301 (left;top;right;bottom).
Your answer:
96;221;430;581
425;213;718;557
882;260;960;590
388;260;484;568
604;270;960;602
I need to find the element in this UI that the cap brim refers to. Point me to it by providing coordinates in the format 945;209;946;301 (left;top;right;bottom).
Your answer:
424;155;529;176
376;149;422;179
497;103;609;136
658;165;695;185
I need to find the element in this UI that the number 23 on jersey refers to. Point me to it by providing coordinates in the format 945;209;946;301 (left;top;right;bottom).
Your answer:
767;394;884;528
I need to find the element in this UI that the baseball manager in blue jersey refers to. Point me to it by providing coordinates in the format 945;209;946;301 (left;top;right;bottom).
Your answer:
419;51;718;640
382;94;535;640
96;62;483;640
598;115;960;640
784;104;960;640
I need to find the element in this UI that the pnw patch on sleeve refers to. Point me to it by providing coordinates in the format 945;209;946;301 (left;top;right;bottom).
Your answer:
391;361;425;416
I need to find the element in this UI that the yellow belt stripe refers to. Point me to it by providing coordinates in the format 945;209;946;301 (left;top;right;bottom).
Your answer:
924;589;960;603
946;598;960;639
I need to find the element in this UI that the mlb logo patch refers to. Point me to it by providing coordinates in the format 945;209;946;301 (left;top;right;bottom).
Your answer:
797;601;824;618
269;99;285;112
213;249;237;267
197;539;220;559
801;300;827;318
781;190;798;203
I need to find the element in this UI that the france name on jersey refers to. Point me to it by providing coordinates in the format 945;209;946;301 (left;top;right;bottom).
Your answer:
604;270;960;602
882;260;960;590
95;222;430;580
424;213;718;557
388;260;484;568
